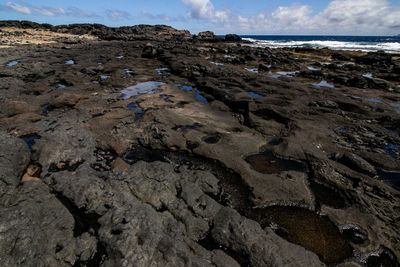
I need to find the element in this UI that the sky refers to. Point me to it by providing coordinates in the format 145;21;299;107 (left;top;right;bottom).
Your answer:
1;0;400;35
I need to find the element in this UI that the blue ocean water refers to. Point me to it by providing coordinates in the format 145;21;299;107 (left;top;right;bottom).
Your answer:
238;35;400;53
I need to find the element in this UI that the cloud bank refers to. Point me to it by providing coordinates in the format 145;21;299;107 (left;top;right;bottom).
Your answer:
4;2;96;18
6;2;30;14
181;0;400;34
106;10;131;22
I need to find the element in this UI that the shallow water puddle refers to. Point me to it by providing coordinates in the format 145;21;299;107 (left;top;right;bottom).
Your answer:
307;66;320;71
365;98;384;104
363;73;373;79
173;123;202;133
6;60;18;67
160;94;173;103
308;180;349;209
270;71;298;78
116;56;124;59
127;102;155;121
100;75;110;80
65;60;74;65
121;81;165;100
248;206;353;264
384;143;400;159
277;71;297;76
155;68;169;75
247;91;263;98
244;68;259;73
313;80;335;88
202;135;220;144
21;134;41;151
377;170;400;191
125;69;134;74
122;147;353;264
174;84;208;103
245;149;305;174
57;84;66;89
210;62;224;66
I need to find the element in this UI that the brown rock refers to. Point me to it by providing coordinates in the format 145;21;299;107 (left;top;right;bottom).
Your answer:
111;157;130;171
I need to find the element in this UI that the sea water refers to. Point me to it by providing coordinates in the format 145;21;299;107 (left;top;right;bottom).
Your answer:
238;35;400;53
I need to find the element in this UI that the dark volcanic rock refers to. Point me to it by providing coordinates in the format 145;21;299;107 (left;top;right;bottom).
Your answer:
356;51;392;67
0;131;30;187
142;43;159;58
1;21;400;267
225;34;242;42
197;31;223;42
332;52;352;61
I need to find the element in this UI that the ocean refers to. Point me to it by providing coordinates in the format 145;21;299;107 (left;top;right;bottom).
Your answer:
239;35;400;53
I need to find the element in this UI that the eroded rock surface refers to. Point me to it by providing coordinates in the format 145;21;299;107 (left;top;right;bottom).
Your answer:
1;21;400;266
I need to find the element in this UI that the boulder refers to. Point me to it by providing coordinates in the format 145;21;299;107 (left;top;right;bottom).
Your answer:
225;34;242;42
197;31;223;42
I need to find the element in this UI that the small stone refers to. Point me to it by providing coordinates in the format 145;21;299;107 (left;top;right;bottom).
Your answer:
111;157;130;171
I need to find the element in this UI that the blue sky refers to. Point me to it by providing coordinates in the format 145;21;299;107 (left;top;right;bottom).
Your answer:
1;0;400;35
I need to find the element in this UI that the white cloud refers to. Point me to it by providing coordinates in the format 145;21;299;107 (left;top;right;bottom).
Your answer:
183;0;400;35
313;0;400;33
6;2;30;14
107;10;131;22
67;7;97;18
142;10;171;22
4;2;96;18
181;0;229;23
33;6;65;16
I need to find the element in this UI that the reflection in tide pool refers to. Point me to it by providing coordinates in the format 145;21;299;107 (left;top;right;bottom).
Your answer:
365;98;384;104
6;61;18;67
244;68;258;73
313;80;335;88
65;60;74;65
307;66;320;71
362;73;373;79
247;91;263;98
121;81;165;100
175;84;208;104
210;62;224;66
156;68;169;75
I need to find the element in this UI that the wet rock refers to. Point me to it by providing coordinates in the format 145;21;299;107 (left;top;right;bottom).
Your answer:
364;246;399;267
211;207;325;266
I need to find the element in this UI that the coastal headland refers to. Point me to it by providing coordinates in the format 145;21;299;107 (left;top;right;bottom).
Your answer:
1;21;400;266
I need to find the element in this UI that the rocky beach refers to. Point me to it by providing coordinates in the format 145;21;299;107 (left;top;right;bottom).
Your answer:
0;21;400;266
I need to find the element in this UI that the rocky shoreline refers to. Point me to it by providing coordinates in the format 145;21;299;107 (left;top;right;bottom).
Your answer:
0;21;399;266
